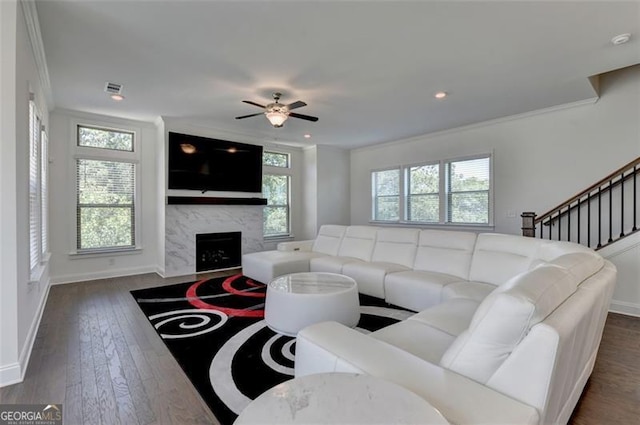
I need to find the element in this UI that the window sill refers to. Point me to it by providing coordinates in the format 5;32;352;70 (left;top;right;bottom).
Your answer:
29;253;51;284
264;235;294;242
369;221;495;232
68;246;143;259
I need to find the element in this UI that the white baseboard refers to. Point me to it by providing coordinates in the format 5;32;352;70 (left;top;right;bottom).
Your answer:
0;363;22;387
51;265;158;285
0;276;51;388
609;299;640;318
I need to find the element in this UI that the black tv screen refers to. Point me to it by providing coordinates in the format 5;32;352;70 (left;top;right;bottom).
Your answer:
168;132;263;193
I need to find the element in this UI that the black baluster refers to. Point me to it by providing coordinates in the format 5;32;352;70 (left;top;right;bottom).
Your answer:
620;171;625;238
634;165;637;232
597;187;602;248
548;216;552;240
587;192;591;248
558;209;562;241
567;202;571;242
608;180;613;244
577;197;581;244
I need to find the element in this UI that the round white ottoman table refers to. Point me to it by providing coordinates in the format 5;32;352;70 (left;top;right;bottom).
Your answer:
264;272;360;336
234;372;450;424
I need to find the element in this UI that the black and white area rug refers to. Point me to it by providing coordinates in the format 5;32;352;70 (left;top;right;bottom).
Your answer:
131;274;413;425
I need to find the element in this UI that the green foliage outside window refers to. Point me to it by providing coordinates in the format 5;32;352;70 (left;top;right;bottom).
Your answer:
76;125;136;251
263;174;289;236
373;169;400;221
263;152;289;168
78;125;133;151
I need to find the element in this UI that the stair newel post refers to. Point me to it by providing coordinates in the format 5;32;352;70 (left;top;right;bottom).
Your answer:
521;212;536;238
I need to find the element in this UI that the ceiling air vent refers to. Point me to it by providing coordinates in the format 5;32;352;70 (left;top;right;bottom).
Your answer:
104;82;123;95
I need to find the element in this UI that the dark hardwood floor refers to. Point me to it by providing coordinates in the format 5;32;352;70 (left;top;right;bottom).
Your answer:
0;272;638;424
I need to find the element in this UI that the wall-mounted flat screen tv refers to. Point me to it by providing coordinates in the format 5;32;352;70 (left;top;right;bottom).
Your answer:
168;132;263;193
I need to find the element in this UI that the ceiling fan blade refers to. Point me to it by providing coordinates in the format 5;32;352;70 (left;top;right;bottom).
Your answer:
242;100;266;108
286;100;307;110
235;112;264;120
289;112;319;122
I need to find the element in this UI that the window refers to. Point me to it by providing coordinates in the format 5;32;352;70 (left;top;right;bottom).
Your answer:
372;169;400;221
406;163;439;223
28;98;49;278
29;101;41;272
446;157;491;224
371;155;492;226
263;151;291;237
75;125;137;252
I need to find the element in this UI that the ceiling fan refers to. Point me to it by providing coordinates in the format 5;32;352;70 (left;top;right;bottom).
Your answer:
236;92;319;128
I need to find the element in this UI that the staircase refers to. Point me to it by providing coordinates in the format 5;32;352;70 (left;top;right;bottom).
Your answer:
522;157;640;251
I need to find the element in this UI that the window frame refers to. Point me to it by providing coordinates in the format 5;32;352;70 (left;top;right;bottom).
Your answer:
70;119;141;255
262;150;292;239
371;167;401;222
370;153;493;228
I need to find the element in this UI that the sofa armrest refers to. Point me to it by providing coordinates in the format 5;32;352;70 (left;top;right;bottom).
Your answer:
296;321;540;425
277;240;314;252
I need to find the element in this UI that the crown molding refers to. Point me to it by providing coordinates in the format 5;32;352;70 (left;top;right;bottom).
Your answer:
353;95;600;153
21;0;53;109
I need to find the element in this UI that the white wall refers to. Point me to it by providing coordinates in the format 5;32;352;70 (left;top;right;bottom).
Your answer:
0;0;51;386
301;145;350;239
350;65;640;314
48;110;159;283
317;145;351;229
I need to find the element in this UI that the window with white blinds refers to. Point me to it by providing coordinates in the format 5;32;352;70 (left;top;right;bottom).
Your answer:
29;101;41;271
446;157;491;224
40;130;49;257
75;125;137;252
371;154;492;226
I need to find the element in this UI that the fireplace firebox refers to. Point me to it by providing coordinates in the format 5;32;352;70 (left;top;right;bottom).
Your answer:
196;232;241;272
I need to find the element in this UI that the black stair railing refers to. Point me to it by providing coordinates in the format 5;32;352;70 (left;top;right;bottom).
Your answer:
522;157;640;250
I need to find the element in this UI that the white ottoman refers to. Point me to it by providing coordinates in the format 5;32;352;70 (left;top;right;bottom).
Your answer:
264;272;360;336
242;251;323;284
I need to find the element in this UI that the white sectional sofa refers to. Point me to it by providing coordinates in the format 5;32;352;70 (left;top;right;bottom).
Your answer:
242;225;616;425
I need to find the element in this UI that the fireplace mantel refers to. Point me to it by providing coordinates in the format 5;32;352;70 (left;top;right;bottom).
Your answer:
167;196;267;206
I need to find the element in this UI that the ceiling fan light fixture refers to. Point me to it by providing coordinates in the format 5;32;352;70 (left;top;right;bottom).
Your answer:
265;111;288;127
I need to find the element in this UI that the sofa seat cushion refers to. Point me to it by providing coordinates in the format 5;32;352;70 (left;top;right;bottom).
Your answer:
309;255;364;274
370;320;455;364
442;281;496;302
384;270;464;312
342;261;410;299
440;264;578;384
242;250;326;284
408;298;480;337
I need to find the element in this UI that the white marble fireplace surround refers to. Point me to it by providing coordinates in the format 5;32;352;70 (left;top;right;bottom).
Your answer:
165;204;264;277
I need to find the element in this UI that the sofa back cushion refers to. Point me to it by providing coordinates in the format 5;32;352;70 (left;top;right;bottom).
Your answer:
468;233;544;286
312;225;347;255
413;230;478;279
336;226;379;261
440;264;577;384
371;228;420;268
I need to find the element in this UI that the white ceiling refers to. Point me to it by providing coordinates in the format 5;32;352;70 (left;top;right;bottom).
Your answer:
35;1;640;149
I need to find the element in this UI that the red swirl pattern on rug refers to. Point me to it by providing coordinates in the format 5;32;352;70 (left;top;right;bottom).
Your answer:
186;274;265;317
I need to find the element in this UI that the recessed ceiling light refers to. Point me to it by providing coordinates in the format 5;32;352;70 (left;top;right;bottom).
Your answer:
110;94;124;101
434;91;447;99
611;33;631;45
304;134;312;139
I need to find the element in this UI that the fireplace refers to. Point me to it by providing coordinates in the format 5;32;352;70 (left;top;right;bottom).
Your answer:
196;231;241;272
